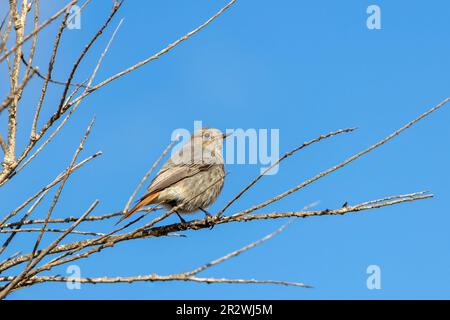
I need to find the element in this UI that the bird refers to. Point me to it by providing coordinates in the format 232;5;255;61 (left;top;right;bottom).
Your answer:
117;128;228;224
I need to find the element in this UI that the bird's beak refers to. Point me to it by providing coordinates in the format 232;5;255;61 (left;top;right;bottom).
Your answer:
222;132;232;139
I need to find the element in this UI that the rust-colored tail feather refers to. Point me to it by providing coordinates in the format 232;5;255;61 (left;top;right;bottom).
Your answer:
116;192;160;225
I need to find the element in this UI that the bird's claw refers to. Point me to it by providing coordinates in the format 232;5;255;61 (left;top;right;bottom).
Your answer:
204;213;216;230
176;212;187;224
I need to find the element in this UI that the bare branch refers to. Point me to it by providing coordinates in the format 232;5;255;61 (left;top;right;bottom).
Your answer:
4;0;29;169
0;228;104;237
233;97;450;218
22;0;39;79
30;118;96;257
0;0;78;63
228;192;433;223
0;66;36;114
182;221;292;277
0;9;12;53
0;191;47;255
30;4;71;138
0;274;309;289
1;219;308;292
0;8;122;186
66;0;237;109
0;152;102;227
55;0;122;116
0;191;431;274
20;53;87;88
0;133;6;153
0;200;99;299
215;127;357;218
0;211;120;229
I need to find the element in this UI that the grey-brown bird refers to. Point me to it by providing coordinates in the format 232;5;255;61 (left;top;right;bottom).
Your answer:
118;128;227;224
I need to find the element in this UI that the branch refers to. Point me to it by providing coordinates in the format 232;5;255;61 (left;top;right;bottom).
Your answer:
22;0;39;80
66;0;237;109
0;0;78;63
0;66;36;114
0;8;13;53
0;152;102;227
55;0;122;115
228;192;433;222
181;221;292;277
0;228;104;237
30;118;96;257
1;221;310;291
0;211;120;229
215;127;356;218
0;190;47;255
0;200;99;299
0;275;309;289
0;191;431;274
0;133;6;153
20;53;87;88
232;97;450;218
30;3;72;138
0;5;122;186
4;0;29;169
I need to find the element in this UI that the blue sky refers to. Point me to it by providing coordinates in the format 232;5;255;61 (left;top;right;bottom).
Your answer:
1;0;450;299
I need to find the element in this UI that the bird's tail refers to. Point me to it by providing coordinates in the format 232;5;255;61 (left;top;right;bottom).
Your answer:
116;192;160;225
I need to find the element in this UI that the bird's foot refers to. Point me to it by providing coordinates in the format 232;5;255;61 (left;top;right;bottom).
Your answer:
175;212;187;225
199;208;216;229
203;212;216;230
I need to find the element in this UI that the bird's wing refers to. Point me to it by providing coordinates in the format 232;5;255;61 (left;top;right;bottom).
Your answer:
144;162;211;197
143;137;216;198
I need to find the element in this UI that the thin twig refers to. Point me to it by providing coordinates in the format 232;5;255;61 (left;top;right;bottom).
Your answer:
0;152;102;227
233;98;450;218
0;133;6;153
30;5;71;138
0;67;36;114
0;8;121;186
182;221;292;277
20;53;87;88
0;274;309;289
0;191;47;255
0;228;104;236
0;200;99;299
56;0;122;115
66;0;237;109
0;211;120;229
23;0;38;79
0;9;12;53
215;128;356;218
0;0;78;63
30;118;96;258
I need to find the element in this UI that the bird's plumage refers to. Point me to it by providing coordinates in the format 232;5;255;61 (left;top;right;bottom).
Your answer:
119;128;226;223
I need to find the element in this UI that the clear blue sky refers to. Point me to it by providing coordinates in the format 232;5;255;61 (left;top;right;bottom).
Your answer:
1;0;450;299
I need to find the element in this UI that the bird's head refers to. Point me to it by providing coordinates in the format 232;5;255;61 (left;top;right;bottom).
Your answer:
191;128;228;148
186;128;229;164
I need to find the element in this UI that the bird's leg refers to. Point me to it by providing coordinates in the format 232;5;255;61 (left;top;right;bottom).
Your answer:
175;211;186;224
199;208;215;229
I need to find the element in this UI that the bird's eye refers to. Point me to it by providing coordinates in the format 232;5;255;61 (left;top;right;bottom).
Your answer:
204;132;211;140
